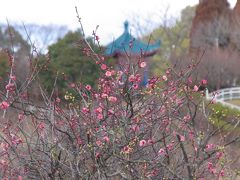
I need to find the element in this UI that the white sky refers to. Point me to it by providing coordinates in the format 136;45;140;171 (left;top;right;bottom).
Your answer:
0;0;237;44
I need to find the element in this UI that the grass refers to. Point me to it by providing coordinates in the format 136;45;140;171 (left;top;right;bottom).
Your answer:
226;99;240;106
209;102;240;133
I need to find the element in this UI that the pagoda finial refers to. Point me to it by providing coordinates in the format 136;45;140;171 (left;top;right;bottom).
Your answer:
124;20;129;32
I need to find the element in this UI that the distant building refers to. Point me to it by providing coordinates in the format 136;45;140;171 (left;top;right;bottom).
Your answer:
105;21;160;86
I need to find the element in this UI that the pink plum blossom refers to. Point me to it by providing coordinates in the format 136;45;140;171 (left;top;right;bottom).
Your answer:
95;107;103;114
179;135;185;142
96;140;102;147
162;75;167;81
131;125;140;132
133;84;138;89
105;71;112;77
219;170;224;177
70;83;75;88
108;96;117;103
158;148;165;156
128;75;135;82
101;64;107;70
0;101;9;110
193;85;199;92
201;79;208;85
86;84;92;91
122;145;132;154
18;113;24;121
207;162;216;174
147;139;154;145
97;113;103;120
140;61;146;68
10;75;16;81
38;122;45;130
205;144;215;151
216;152;224;159
188;77;193;84
184;114;191;121
5;83;15;91
56;97;61;103
101;93;108;98
139;140;147;147
103;136;110;142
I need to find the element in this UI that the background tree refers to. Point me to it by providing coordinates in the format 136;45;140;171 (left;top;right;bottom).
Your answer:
190;0;231;51
151;1;240;91
38;30;100;93
0;25;30;84
145;5;196;75
182;0;240;90
230;0;240;51
0;23;69;53
0;51;9;80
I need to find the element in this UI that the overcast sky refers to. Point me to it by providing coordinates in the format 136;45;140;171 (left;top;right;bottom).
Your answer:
0;0;237;44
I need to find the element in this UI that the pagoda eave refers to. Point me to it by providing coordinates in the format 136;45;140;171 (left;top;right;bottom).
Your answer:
105;50;159;58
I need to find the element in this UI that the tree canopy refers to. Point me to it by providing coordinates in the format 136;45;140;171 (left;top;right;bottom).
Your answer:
0;26;30;83
39;30;100;93
145;5;196;75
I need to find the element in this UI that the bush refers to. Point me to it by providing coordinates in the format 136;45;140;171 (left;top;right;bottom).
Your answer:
209;102;240;132
0;21;240;179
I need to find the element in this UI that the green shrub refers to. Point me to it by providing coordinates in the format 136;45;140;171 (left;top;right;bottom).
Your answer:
209;102;240;132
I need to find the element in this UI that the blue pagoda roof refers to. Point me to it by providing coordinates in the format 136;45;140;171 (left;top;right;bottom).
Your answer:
105;21;161;56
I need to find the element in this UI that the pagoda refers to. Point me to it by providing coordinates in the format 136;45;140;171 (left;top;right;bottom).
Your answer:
105;21;160;86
